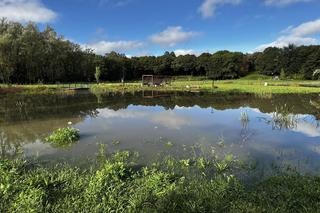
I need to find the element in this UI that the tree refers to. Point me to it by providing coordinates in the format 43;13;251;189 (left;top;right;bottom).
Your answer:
280;68;286;80
313;69;320;80
95;66;101;83
206;51;249;80
0;35;14;84
255;47;282;76
172;55;197;75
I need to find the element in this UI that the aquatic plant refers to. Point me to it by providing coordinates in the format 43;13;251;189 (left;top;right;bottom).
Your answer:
45;127;80;148
166;141;174;148
240;111;250;128
217;135;225;147
112;140;120;146
271;104;298;130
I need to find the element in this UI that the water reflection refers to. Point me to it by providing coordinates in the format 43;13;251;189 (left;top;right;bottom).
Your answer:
0;91;320;175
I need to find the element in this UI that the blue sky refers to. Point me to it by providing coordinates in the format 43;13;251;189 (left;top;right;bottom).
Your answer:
1;0;320;56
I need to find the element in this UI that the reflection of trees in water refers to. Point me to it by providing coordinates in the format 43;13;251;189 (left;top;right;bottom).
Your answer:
0;130;22;158
1;92;320;123
310;100;320;123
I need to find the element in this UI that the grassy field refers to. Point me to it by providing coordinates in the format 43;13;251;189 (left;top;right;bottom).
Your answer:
2;151;320;212
91;74;320;94
1;74;320;94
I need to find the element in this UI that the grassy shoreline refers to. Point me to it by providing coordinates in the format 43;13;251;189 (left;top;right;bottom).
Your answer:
1;76;320;95
1;152;320;212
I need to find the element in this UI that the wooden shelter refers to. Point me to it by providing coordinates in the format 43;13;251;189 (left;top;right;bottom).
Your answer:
142;75;172;86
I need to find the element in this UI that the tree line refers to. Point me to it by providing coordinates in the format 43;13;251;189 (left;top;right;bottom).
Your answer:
0;19;320;84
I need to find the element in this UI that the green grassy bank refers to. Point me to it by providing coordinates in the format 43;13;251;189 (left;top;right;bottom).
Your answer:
1;74;320;94
1;151;320;212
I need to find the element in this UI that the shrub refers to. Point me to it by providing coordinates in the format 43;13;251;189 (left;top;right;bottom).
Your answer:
45;127;80;148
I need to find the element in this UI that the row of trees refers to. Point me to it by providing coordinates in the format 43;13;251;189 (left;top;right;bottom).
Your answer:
0;19;319;84
0;19;96;84
255;45;320;79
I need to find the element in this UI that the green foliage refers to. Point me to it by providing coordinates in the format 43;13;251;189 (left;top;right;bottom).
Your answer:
280;68;286;80
255;47;282;76
45;127;80;148
0;19;96;84
1;152;320;212
1;18;320;84
256;45;320;79
95;66;101;83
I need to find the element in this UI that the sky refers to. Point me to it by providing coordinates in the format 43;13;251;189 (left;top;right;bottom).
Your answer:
0;0;320;56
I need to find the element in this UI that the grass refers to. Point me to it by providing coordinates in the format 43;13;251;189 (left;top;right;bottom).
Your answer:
1;74;320;94
45;127;80;148
1;151;320;212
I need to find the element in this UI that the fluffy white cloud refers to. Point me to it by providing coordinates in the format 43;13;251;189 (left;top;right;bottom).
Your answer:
150;26;200;47
290;19;320;37
174;49;202;56
84;40;144;55
198;0;241;18
0;0;56;23
256;18;320;51
264;0;311;6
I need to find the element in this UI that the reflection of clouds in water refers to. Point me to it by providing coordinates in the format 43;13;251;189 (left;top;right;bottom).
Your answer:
97;108;193;130
174;105;202;110
97;108;147;119
23;140;55;156
293;121;320;138
151;111;192;130
248;108;320;138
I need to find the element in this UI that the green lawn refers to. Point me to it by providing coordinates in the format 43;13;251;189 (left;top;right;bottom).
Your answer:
1;75;320;94
91;77;320;94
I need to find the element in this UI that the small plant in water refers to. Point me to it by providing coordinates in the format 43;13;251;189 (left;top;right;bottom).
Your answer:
217;136;225;147
45;127;80;148
112;140;120;146
271;104;297;130
166;141;174;148
240;111;250;124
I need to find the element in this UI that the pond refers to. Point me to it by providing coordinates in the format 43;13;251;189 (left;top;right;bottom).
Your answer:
1;91;320;176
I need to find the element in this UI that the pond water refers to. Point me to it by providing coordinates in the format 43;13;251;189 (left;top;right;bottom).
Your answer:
1;91;320;175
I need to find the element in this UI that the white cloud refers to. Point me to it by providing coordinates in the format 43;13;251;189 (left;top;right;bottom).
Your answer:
256;18;320;51
264;0;311;6
198;0;241;18
0;0;57;23
290;19;320;37
256;36;317;51
174;49;202;56
150;26;200;47
84;40;144;55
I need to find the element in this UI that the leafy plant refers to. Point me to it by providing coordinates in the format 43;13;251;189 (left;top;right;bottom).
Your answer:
45;127;80;148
